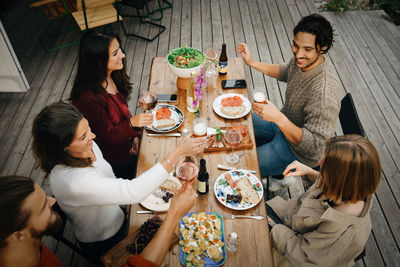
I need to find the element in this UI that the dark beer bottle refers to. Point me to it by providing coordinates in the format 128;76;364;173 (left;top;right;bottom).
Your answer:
196;159;209;194
218;44;228;76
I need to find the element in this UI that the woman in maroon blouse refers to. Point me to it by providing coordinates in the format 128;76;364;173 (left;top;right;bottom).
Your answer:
70;30;153;179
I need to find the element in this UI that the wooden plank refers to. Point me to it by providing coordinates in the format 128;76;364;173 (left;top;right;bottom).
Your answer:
210;0;223;48
168;0;181;49
255;0;285;105
368;195;400;266
0;19;73;171
237;0;264;96
220;0;235;57
0;28;79;177
370;10;400;59
303;0;319;13
363;231;386;267
356;11;400;89
227;0;254;97
190;0;205;51
181;0;191;46
327;12;400;185
339;11;400;123
200;0;212;50
155;0;174;57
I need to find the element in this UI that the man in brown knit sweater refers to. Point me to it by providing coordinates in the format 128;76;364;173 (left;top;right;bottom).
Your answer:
238;14;340;191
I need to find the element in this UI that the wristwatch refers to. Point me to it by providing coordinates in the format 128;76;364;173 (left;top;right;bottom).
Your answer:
268;220;276;229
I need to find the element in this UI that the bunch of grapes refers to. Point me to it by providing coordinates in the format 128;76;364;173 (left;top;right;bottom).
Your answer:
162;191;174;203
127;216;163;254
226;194;242;203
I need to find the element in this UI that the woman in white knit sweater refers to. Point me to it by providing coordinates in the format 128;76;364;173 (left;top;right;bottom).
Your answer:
31;102;207;260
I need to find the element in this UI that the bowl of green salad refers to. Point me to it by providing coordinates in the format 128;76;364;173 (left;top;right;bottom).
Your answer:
167;46;205;78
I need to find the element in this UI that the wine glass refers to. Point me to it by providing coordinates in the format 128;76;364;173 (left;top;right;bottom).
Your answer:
139;91;158;112
176;156;198;182
224;128;243;164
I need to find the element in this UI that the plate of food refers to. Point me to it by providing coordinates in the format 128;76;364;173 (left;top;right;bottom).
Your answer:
213;93;251;119
145;104;184;133
179;212;226;267
214;170;263;210
140;176;181;211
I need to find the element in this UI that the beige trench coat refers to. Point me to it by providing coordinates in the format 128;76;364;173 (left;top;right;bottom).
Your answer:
267;183;372;267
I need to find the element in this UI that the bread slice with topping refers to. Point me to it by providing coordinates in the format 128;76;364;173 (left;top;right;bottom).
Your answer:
237;178;259;204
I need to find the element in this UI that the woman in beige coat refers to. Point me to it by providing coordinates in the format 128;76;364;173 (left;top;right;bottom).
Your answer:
267;135;381;267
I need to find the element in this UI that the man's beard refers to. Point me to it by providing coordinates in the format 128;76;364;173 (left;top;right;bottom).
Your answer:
297;54;322;70
30;211;63;239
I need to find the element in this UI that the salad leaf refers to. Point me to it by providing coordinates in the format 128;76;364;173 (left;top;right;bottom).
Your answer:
168;45;205;68
216;127;222;142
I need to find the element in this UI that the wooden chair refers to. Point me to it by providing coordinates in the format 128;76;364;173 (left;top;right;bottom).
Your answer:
29;0;80;52
339;92;365;137
69;0;122;31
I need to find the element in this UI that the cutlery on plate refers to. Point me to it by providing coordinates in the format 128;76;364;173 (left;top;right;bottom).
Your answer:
230;215;265;220
136;210;159;214
217;164;257;174
147;133;181;137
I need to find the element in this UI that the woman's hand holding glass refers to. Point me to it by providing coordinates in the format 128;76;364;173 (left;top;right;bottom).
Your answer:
283;160;320;181
162;136;207;174
130;113;154;127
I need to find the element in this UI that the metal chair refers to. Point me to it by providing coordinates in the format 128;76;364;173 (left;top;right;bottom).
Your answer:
29;0;80;52
116;0;166;41
339;92;365;137
50;202;100;264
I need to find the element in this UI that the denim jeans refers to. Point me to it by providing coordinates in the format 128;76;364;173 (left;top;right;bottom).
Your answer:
252;113;297;177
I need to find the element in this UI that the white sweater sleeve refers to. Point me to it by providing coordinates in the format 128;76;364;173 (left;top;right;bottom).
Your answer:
51;163;169;206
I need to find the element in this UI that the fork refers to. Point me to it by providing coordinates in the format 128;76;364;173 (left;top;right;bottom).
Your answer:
230;215;265;220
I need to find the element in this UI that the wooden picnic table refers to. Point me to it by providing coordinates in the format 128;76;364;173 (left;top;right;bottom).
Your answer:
101;57;274;267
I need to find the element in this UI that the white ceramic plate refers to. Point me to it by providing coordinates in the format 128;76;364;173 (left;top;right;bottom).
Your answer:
214;170;263;210
212;93;251;119
144;104;184;133
140;176;182;212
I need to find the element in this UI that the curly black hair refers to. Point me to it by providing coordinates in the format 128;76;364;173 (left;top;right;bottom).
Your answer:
293;14;334;54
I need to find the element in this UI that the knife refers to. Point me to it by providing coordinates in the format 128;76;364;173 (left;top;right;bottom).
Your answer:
136;210;166;214
147;133;181;137
217;164;257;174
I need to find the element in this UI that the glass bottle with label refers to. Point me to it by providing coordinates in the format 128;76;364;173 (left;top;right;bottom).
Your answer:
187;72;197;112
218;44;228;76
196;159;209;194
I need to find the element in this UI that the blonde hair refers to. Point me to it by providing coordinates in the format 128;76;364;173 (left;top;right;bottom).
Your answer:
317;135;381;203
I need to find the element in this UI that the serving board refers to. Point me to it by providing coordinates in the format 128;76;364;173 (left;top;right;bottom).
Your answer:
204;125;253;153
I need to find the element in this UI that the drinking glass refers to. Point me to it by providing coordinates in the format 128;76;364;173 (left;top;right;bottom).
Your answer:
176;156;198;182
224;128;243;164
253;88;267;104
205;48;218;89
138;91;158;112
193;117;208;137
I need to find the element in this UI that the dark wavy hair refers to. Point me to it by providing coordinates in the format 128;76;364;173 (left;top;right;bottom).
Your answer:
69;30;132;103
293;14;334;54
32;101;92;175
0;176;35;250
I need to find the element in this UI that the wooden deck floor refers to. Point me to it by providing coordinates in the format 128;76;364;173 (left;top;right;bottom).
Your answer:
1;0;399;266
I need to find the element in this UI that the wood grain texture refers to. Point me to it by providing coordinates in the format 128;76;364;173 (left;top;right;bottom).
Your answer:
102;57;274;267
